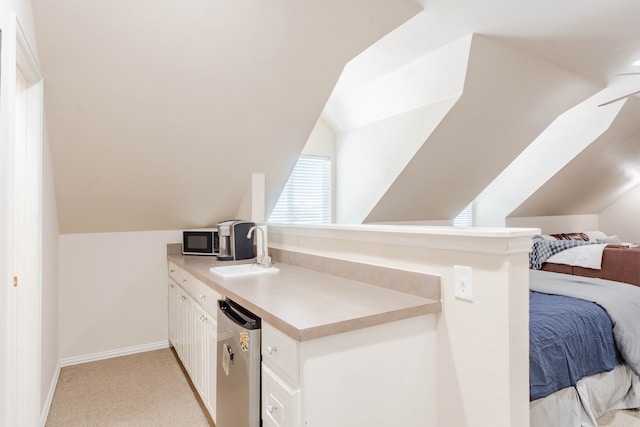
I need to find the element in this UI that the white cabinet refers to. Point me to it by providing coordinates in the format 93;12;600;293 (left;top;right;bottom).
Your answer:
262;364;301;427
168;263;220;424
262;323;302;427
204;313;217;420
192;302;207;397
168;282;180;347
169;281;193;370
169;260;436;427
262;315;436;427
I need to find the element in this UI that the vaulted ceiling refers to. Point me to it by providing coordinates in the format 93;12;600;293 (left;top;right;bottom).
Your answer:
31;0;640;233
32;0;421;233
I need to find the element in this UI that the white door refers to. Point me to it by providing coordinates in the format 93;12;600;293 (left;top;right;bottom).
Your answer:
0;15;44;426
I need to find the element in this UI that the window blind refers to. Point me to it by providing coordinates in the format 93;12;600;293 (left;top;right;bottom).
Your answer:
453;202;474;227
269;155;331;224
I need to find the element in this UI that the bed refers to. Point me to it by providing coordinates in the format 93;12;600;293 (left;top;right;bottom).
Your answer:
528;270;640;427
531;231;640;286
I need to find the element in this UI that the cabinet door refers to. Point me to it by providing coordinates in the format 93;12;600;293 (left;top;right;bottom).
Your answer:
262;364;301;427
192;303;207;397
178;288;193;373
205;313;217;423
168;282;179;347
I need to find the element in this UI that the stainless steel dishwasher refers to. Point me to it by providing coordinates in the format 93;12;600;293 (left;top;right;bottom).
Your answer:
216;298;261;427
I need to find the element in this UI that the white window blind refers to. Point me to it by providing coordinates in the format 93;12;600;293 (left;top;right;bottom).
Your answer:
453;202;474;227
269;155;331;224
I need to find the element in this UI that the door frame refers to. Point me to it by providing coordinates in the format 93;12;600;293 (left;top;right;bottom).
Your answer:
0;13;44;426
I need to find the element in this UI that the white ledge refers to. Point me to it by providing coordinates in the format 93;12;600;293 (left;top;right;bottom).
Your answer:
268;224;540;256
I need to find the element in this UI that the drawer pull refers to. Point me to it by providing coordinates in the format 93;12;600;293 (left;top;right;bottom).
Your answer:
267;345;277;355
200;294;206;301
267;404;276;415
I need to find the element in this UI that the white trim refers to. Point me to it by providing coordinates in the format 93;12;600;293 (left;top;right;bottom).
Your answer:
268;224;539;256
60;341;170;367
15;22;41;81
14;15;44;427
0;13;19;426
39;360;60;427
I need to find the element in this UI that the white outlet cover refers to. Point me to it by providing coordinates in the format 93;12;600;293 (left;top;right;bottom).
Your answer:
454;265;473;301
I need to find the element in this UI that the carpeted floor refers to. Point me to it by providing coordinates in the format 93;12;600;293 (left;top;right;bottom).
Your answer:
46;348;213;427
46;348;640;426
598;408;640;426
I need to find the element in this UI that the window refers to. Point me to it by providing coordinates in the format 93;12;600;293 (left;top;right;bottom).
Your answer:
269;155;331;224
453;202;474;227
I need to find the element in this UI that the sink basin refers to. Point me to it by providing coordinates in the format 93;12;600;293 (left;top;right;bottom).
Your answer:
210;263;279;277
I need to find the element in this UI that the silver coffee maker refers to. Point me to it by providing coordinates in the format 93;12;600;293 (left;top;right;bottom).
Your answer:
216;220;255;261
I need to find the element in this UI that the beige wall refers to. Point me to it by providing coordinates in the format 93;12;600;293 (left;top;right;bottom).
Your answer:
58;230;181;363
600;184;640;243
508;191;640;243
269;224;536;427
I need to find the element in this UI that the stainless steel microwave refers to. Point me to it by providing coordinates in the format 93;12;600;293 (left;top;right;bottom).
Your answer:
182;229;219;256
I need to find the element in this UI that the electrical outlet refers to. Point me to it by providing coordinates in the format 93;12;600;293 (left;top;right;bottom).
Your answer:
454;265;473;301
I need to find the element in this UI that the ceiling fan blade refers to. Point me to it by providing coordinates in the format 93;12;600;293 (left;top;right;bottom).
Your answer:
614;72;640;76
598;89;640;107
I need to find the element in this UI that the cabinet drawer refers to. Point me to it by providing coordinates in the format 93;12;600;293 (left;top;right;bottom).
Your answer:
262;364;301;427
168;261;181;283
262;322;299;384
182;271;222;318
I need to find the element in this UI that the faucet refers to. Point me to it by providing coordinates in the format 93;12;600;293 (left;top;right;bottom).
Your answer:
247;225;272;268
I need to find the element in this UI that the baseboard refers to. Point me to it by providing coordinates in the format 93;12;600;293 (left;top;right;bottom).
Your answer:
40;360;62;426
60;340;170;367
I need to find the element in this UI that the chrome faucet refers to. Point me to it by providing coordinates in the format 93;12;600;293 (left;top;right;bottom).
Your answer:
247;225;272;268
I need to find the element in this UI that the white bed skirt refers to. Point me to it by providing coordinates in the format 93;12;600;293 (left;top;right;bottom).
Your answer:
530;364;640;427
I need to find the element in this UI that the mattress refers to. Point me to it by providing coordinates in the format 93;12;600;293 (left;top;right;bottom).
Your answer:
529;270;640;426
529;291;620;400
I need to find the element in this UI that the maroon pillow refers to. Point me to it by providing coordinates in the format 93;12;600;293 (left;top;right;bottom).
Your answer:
549;232;590;241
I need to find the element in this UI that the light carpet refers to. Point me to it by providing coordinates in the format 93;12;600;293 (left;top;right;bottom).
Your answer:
46;348;213;427
45;347;640;426
598;408;640;427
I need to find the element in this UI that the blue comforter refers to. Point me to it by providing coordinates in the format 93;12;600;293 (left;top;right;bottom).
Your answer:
529;291;620;400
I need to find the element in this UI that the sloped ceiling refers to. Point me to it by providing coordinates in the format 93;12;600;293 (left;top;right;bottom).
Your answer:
362;35;599;223
322;0;640;224
511;97;640;217
31;0;640;232
32;0;421;233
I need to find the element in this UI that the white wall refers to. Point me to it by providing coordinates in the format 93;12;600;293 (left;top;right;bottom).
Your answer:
0;1;59;423
333;36;468;224
59;230;181;363
475;87;616;227
506;214;599;235
507;187;640;242
269;224;536;427
302;117;336;158
600;184;640;242
41;128;60;420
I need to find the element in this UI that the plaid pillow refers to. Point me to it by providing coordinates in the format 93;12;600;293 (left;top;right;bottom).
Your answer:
549;232;590;241
530;237;595;269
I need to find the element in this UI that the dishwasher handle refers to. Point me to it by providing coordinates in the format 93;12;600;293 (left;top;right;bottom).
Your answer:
218;299;261;330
